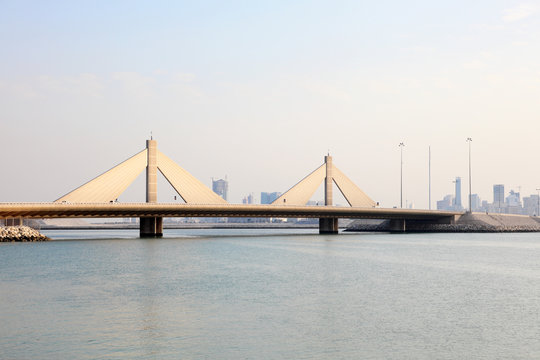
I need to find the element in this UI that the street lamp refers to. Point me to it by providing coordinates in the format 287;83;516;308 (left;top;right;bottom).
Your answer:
428;146;431;210
536;188;540;217
399;142;405;208
466;138;472;213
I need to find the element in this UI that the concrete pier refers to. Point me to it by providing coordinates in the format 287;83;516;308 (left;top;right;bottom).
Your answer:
140;216;163;237
3;218;23;226
389;219;406;233
319;218;339;234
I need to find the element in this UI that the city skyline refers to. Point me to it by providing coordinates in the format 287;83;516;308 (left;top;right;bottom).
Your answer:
2;1;540;207
437;180;540;215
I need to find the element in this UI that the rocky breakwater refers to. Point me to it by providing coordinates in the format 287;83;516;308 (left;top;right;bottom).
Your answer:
346;213;540;233
0;226;50;242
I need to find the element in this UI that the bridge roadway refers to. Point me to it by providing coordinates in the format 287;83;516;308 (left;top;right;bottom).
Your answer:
0;202;462;234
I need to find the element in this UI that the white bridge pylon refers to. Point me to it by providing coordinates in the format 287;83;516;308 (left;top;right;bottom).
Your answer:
272;155;375;207
55;140;374;208
55;140;227;204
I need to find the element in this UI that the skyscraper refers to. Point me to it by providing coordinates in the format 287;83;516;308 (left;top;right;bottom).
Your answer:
212;178;228;201
242;193;255;204
506;190;521;207
493;184;504;209
454;177;462;210
437;194;453;210
470;194;481;212
261;192;281;204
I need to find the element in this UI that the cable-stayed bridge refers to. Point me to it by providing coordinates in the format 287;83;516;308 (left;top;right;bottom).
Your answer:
0;140;461;236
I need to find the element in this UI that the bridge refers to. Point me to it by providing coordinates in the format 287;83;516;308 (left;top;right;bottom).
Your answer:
0;139;461;236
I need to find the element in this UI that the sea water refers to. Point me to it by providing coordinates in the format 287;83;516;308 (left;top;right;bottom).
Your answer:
1;229;540;359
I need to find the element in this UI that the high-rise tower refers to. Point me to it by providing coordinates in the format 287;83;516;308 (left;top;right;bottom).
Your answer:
454;177;462;210
212;178;229;201
493;184;504;209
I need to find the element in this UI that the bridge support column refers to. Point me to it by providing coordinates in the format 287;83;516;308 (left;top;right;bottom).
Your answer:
319;218;339;234
4;218;23;226
389;219;406;233
325;155;333;206
146;139;158;203
140;217;163;237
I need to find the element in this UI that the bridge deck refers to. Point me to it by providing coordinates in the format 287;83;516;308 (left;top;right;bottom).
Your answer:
0;203;462;220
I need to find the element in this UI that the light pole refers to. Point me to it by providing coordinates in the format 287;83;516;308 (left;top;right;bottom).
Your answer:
399;142;405;208
466;138;472;213
536;188;540;217
428;146;431;210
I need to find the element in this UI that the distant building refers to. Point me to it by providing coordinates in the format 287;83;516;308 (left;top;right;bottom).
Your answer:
261;192;281;204
242;193;255;204
453;177;462;210
523;195;538;216
493;184;504;209
212;178;228;201
523;195;540;216
505;190;521;214
470;194;481;211
436;177;465;211
437;195;453;211
506;190;521;206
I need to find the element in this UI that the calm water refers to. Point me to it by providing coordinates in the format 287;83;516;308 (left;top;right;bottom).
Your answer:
2;229;540;359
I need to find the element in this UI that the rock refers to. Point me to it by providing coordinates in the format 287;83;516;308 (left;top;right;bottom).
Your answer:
346;213;540;233
0;226;50;242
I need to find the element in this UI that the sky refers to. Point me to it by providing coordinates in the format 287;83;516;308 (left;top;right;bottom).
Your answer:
1;0;540;208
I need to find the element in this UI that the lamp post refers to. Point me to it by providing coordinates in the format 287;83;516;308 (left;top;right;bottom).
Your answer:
428;146;431;210
537;188;540;217
466;138;472;213
399;142;405;208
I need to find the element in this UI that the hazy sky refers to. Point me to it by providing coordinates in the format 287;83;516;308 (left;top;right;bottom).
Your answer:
1;0;539;208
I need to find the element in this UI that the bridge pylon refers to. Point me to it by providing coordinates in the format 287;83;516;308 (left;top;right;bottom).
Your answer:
140;139;162;237
272;154;376;234
55;138;227;237
321;155;338;234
